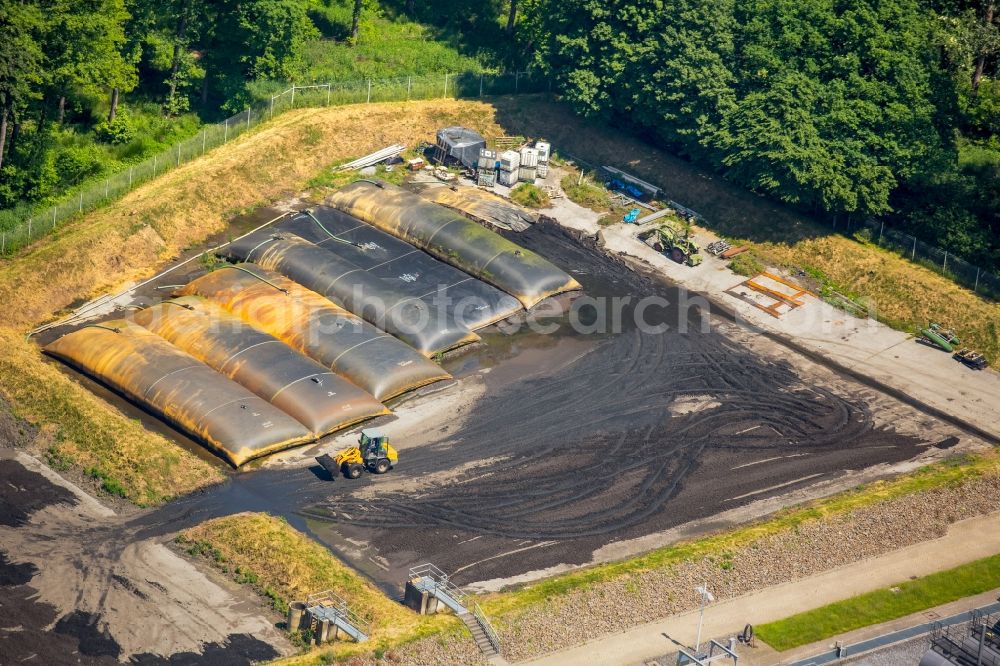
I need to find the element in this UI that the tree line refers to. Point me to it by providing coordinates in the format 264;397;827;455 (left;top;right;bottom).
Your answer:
0;0;325;207
524;0;999;268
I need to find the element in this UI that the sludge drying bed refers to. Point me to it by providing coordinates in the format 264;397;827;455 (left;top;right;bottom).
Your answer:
41;189;582;467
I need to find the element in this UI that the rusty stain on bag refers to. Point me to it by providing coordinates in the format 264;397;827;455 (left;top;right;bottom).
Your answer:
177;264;451;401
44;320;313;467
131;296;389;438
327;180;581;308
412;183;538;232
224;230;479;355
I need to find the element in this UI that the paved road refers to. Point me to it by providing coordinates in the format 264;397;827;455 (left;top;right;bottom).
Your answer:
519;512;1000;666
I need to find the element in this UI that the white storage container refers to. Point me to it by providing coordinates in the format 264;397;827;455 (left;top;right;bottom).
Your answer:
537;163;549;178
519;147;539;168
535;141;551;162
519;166;537;182
478;149;498;170
477;171;496;188
498;169;519;187
499;150;520;172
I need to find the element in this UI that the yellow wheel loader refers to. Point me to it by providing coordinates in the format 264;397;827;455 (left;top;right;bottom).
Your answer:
316;428;398;480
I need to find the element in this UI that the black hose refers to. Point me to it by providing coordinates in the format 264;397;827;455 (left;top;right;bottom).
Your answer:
216;264;289;294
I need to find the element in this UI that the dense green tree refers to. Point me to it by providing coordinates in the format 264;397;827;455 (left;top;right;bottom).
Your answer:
0;0;45;171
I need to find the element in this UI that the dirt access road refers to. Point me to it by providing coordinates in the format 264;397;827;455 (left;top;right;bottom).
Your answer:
0;450;289;665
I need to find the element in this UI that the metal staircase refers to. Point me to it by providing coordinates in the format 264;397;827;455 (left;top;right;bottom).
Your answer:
306;591;370;643
408;564;502;660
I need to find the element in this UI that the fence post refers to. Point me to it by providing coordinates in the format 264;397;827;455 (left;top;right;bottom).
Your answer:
326;84;331;106
911;236;916;260
153;154;157;176
291;85;295;108
129;166;133;187
443;73;448;97
878;221;883;245
105;179;109;198
270;96;275;119
943;251;948;272
224;118;228;142
177;144;181;166
247;107;251;130
1;232;4;254
79;192;83;213
202;129;206;154
27;218;31;238
407;76;411;99
515;71;519;92
974;267;981;292
52;206;56;228
367;79;371;104
479;73;483;97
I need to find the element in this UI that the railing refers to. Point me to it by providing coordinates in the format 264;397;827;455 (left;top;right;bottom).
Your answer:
0;70;549;257
408;562;468;605
305;590;371;641
473;602;501;654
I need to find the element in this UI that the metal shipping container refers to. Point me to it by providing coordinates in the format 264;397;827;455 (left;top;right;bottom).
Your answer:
499;150;521;172
520;148;539;168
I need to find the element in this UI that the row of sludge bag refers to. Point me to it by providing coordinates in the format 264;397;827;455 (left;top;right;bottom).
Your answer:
44;180;582;467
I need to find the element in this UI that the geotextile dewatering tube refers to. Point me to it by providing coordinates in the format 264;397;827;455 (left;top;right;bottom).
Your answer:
278;207;524;331
177;264;451;401
131;296;389;437
44;320;313;467
327;180;581;309
224;230;480;356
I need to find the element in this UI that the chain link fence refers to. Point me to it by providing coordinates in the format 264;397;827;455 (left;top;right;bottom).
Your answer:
0;71;548;256
833;216;1000;300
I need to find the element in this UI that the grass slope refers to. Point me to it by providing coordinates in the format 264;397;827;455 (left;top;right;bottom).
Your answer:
757;552;1000;651
0;99;508;505
180;513;458;658
499;100;1000;364
0;329;222;505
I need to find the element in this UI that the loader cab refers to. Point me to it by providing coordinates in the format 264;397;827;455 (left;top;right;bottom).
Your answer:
359;428;388;457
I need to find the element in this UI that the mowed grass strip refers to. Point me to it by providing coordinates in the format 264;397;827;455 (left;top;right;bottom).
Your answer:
179;513;457;658
756;552;1000;652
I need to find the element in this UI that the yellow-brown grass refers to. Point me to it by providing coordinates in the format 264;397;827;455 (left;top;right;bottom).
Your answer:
498;100;1000;363
180;513;457;659
1;95;996;506
0;328;222;505
0;100;508;504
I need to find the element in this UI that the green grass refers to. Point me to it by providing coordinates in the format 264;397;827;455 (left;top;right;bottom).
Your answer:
480;451;1000;618
510;182;549;208
561;172;611;212
756;552;1000;651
